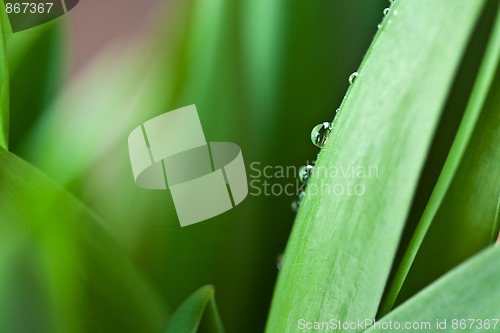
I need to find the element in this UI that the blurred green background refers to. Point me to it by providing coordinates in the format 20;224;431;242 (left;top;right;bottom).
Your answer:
7;0;495;332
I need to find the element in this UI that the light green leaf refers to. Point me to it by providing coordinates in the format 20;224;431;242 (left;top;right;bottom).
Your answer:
265;0;484;332
495;194;500;243
0;147;168;333
380;3;500;314
164;285;225;333
0;11;9;149
365;246;500;333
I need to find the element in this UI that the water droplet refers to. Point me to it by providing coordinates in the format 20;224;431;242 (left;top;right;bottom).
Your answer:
298;165;314;183
377;23;382;29
383;7;390;16
393;9;398;16
349;72;358;85
311;122;333;148
277;254;283;270
297;191;306;206
292;191;306;212
335;108;341;114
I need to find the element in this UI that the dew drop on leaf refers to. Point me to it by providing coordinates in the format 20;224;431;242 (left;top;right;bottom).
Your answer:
297;191;306;205
348;71;359;85
276;254;283;271
311;122;333;148
299;165;314;183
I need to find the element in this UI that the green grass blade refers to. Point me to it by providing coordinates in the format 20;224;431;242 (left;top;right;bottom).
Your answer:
0;148;168;333
365;246;500;333
494;193;500;243
380;5;500;314
265;0;484;331
164;285;225;333
7;22;64;151
0;12;9;149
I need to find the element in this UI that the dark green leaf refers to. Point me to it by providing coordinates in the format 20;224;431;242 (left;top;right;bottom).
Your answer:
7;21;64;151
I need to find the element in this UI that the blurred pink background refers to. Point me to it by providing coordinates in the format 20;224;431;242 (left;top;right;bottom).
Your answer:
67;0;164;73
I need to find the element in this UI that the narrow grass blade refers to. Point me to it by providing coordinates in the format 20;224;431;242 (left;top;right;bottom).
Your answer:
365;246;500;333
7;22;64;151
0;12;9;149
494;194;500;243
265;0;484;331
380;5;500;314
164;285;225;333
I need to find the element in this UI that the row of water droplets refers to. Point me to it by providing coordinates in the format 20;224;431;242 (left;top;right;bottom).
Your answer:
277;74;357;271
277;0;398;270
379;0;399;29
290;52;368;213
289;73;356;214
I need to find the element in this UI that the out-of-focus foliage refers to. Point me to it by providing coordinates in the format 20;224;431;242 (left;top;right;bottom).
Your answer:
164;285;224;333
1;0;499;332
0;11;9;149
7;21;63;151
0;148;167;333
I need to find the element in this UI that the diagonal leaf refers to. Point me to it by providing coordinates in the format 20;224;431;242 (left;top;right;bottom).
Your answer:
0;147;168;333
164;285;225;333
265;0;485;332
380;3;500;314
0;11;9;149
365;246;500;333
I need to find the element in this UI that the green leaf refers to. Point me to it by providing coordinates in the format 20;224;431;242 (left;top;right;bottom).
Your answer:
495;194;500;243
7;21;64;151
380;4;500;314
0;147;168;333
365;246;500;333
0;11;9;149
164;285;225;333
265;0;484;331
